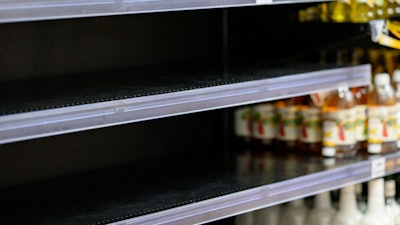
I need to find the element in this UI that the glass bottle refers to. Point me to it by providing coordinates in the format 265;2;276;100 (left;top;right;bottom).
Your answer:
351;0;375;22
392;68;400;148
252;103;276;151
360;178;392;225
234;106;253;150
275;96;304;154
322;87;357;158
254;205;281;225
385;179;400;223
331;184;364;225
298;95;323;155
329;0;351;22
353;86;369;155
373;0;389;19
306;191;336;225
280;198;308;225
367;73;398;154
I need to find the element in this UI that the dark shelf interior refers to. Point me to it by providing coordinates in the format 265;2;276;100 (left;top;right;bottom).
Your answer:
0;148;368;225
0;63;353;116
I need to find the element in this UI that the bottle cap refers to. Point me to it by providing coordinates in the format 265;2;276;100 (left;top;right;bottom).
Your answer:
374;73;390;85
385;180;396;197
393;69;400;83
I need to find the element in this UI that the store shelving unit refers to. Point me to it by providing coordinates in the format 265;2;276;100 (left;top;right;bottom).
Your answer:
0;1;391;225
0;0;327;23
0;64;369;144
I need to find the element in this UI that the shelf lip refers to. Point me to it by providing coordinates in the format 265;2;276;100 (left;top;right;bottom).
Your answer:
110;151;400;225
0;0;325;23
0;0;250;23
0;64;370;145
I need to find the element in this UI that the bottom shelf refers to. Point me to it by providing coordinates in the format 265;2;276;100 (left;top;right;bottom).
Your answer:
2;150;400;225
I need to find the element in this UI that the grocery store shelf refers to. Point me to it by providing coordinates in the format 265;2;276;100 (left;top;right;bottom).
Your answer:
116;152;400;225
0;64;370;145
2;150;399;225
0;0;327;23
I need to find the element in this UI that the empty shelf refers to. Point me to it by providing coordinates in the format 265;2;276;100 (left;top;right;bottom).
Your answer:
0;64;370;144
1;150;399;225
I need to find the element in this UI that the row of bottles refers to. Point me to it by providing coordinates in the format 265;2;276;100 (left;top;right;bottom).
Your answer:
234;78;396;158
298;0;400;23
234;178;400;225
234;47;400;158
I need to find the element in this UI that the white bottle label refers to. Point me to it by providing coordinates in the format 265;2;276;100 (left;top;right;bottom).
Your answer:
354;105;367;141
323;108;356;147
299;107;322;143
234;107;252;137
368;106;397;146
253;104;276;140
276;106;299;141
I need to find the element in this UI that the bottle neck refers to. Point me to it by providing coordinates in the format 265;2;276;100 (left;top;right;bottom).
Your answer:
315;192;331;209
290;198;305;207
368;179;386;213
339;186;358;212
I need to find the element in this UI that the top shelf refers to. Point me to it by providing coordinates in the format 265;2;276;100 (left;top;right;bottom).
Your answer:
0;64;370;145
0;0;326;23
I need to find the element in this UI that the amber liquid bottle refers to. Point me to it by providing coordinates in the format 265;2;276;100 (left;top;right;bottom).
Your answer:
367;73;398;154
252;102;276;152
275;96;304;154
298;95;323;155
234;106;253;152
351;0;374;23
352;86;368;155
322;87;357;158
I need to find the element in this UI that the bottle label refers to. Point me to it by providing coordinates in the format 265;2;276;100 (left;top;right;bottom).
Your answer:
276;106;299;141
354;105;367;141
234;107;252;137
253;104;276;139
323;108;356;147
299;107;322;143
368;106;397;146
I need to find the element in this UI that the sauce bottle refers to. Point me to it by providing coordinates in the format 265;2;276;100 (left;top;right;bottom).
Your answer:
252;103;276;151
275;96;304;154
353;86;369;155
234;106;252;150
322;87;357;158
367;73;398;154
392;69;400;148
298;95;323;155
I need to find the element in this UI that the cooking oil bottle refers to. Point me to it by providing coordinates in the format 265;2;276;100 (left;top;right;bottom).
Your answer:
322;87;357;158
351;0;375;22
367;72;398;154
328;0;351;22
298;95;323;155
373;0;389;19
